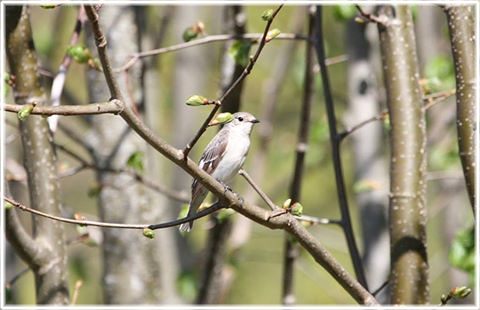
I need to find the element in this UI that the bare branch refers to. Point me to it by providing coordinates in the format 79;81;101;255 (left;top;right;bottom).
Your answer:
4;100;124;116
115;32;307;72
313;5;369;290
182;5;284;158
239;169;277;211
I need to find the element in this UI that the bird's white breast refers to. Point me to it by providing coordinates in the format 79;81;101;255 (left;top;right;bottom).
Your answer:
211;130;250;183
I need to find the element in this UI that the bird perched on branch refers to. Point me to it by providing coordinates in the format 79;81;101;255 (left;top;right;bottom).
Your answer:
179;112;260;232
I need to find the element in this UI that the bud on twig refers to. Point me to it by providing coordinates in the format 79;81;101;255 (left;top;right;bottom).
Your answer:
182;21;205;42
266;29;281;42
261;9;274;21
291;202;303;216
282;198;292;209
186;95;209;106
450;286;471;299
208;112;233;126
142;228;155;239
67;45;92;64
17;104;35;121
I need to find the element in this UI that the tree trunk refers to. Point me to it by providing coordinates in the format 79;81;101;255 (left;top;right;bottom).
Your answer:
377;5;429;304
5;6;69;305
444;5;476;213
345;17;389;301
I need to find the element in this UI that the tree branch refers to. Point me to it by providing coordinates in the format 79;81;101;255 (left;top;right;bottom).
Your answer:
282;6;316;305
182;4;284;158
4;100;124;116
239;169;277;211
313;5;369;290
79;4;378;304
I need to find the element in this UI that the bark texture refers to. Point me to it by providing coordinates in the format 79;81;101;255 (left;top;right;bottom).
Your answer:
377;6;429;304
444;5;476;213
5;6;69;305
85;6;164;303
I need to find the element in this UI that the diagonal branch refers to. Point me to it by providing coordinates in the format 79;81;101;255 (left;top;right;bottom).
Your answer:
182;5;284;158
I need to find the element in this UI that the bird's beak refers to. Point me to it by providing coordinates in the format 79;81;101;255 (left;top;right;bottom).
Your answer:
251;119;260;124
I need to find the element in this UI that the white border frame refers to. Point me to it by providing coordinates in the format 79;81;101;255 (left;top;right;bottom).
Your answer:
0;1;478;309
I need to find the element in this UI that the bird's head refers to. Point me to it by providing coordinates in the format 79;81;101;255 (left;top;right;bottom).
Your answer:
224;112;260;135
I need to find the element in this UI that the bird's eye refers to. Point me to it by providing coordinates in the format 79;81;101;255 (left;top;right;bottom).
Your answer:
238;117;244;122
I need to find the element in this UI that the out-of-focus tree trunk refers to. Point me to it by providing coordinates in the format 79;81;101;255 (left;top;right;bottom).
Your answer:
5;6;69;305
344;17;389;302
377;6;429;304
85;6;168;303
135;6;182;303
444;5;476;213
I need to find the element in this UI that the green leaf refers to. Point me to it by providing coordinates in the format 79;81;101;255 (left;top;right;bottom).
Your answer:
4;201;14;210
142;228;155;239
67;45;92;64
126;151;144;173
424;56;455;92
177;271;197;300
216;208;235;223
17;104;34;121
228;40;252;67
333;5;357;21
261;9;274;21
449;226;475;283
185;95;209;106
208;112;234;126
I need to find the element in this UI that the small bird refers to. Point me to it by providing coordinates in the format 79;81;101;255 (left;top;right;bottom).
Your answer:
179;112;260;232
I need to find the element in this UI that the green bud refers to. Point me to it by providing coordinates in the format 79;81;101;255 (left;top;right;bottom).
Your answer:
440;294;448;304
354;16;365;24
208;112;234;126
17;104;34;121
451;286;471;299
67;45;92;64
5;202;14;210
186;95;209;106
261;9;274;21
143;228;155;239
183;27;198;42
291;202;303;216
333;5;357;21
266;29;281;42
282;198;292;209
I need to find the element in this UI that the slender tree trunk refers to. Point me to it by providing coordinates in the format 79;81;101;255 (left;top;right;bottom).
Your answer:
5;6;69;305
377;5;429;304
345;17;389;301
444;5;476;213
85;6;156;303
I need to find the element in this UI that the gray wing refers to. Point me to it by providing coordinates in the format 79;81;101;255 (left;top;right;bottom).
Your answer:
191;129;229;195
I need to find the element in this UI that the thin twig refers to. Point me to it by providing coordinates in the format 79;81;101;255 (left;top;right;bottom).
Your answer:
4;100;124;116
4;196;222;231
5;267;30;289
372;279;389;297
314;6;369;290
115;32;307;72
182;5;284;159
239;169;277;211
294;215;342;226
355;5;389;25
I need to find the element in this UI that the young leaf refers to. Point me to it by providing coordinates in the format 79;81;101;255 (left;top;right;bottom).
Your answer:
333;5;357;21
228;40;252;67
291;202;303;216
266;29;281;42
126;151;144;173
